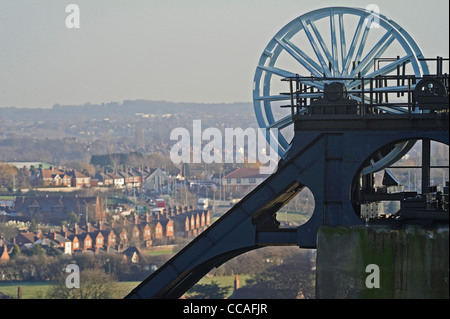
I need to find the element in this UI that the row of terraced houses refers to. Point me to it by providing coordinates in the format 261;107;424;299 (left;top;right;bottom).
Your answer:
1;206;210;260
30;165;169;191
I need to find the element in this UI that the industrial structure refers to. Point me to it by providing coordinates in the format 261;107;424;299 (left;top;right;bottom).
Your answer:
126;7;448;299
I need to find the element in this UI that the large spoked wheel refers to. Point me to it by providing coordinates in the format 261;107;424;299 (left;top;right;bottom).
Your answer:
253;6;429;175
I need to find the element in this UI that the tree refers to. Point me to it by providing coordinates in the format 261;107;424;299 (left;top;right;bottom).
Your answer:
78;269;117;299
46;268;117;299
28;219;38;233
23;244;45;257
66;211;80;225
0;162;18;189
0;222;18;241
186;281;230;299
9;244;21;259
44;245;62;257
243;253;315;299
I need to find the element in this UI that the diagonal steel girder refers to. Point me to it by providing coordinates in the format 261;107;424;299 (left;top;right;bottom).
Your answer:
126;113;449;299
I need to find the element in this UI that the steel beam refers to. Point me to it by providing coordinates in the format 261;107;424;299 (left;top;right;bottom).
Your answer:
126;113;448;299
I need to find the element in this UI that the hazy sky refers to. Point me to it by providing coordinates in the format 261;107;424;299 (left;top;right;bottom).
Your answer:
0;0;448;108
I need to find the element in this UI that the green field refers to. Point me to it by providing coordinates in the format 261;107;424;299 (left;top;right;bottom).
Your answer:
0;281;140;299
0;276;249;299
0;282;55;299
276;210;312;226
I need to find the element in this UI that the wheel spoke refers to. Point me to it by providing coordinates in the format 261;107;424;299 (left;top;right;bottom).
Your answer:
362;55;412;78
340;16;365;77
257;65;296;78
353;17;373;67
347;30;394;79
330;9;339;76
255;92;323;102
347;84;416;93
283;39;324;75
297;80;325;91
339;13;347;72
348;94;409;114
299;18;332;77
308;19;333;67
275;38;323;77
266;114;294;130
345;55;413;91
358;37;395;78
255;95;290;102
257;65;325;91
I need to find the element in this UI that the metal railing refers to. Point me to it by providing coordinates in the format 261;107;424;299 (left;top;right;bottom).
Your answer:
281;57;449;118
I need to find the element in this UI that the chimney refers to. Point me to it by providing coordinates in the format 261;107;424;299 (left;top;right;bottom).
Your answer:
157;213;160;220
87;223;92;233
99;221;103;231
62;225;68;238
53;231;57;240
75;223;80;235
146;212;150;223
134;214;138;225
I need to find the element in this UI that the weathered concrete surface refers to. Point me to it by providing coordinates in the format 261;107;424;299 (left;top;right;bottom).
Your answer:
316;225;449;298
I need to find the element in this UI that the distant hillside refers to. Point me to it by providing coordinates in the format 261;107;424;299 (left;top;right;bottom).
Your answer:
0;100;254;121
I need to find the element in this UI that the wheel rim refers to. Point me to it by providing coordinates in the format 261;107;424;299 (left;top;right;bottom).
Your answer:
253;6;429;174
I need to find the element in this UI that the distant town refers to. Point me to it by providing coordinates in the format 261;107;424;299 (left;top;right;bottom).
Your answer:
0;100;284;298
0;100;447;299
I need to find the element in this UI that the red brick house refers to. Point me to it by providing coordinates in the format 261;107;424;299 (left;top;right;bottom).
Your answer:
130;225;140;243
71;235;81;251
153;221;164;239
201;212;206;227
102;229;117;248
11;195;106;224
118;228;128;246
14;232;36;248
162;219;174;237
78;233;92;250
69;170;91;187
91;231;104;248
34;167;71;187
141;224;151;241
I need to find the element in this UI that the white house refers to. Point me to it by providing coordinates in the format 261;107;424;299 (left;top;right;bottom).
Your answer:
222;167;270;197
